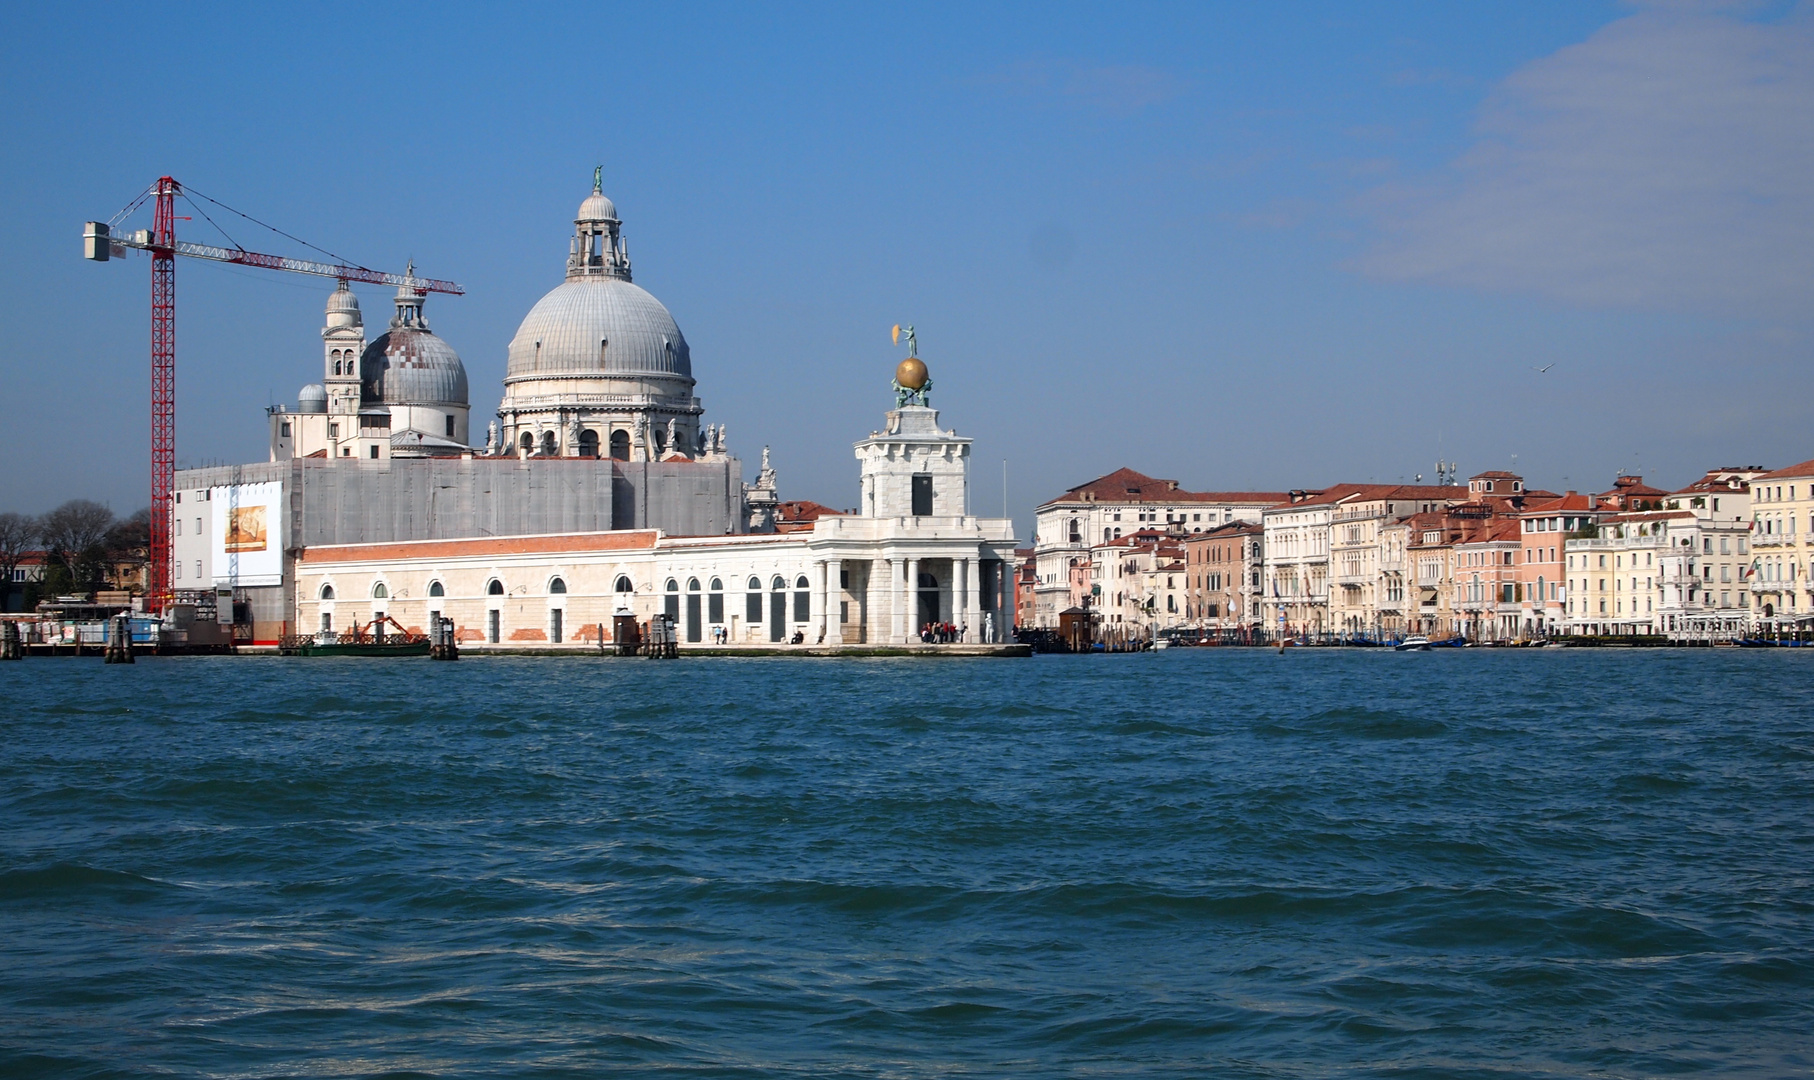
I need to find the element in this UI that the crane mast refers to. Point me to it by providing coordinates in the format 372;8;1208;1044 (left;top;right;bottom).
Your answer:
149;178;176;613
82;176;464;615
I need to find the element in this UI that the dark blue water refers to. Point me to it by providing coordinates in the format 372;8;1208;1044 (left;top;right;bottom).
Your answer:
2;650;1811;1078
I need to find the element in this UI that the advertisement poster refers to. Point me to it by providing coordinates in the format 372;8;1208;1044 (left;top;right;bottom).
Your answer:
210;481;283;586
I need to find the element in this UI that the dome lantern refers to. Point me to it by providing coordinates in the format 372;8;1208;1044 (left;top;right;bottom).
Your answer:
568;167;631;282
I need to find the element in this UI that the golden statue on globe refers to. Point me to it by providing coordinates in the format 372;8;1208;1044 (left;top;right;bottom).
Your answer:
891;324;932;407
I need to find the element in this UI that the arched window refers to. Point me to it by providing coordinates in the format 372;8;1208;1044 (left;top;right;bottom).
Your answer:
793;575;810;622
577;430;599;458
614;575;633;593
428;580;444;598
710;577;723;591
664;578;680;624
549;577;567;594
748;576;762;590
487;579;505;596
519;432;534;454
609;429;630;461
746;576;762;624
666;578;679;592
653;426;667;456
541;430;558;456
708;577;724;623
372;582;388;599
688;577;701;591
320;583;335;600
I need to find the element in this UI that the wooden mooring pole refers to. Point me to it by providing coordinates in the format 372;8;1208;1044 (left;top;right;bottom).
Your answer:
104;614;135;664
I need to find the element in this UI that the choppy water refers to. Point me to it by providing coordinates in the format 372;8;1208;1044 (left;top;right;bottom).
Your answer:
2;649;1811;1078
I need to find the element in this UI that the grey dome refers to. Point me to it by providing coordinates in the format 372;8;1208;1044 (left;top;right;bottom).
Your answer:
297;383;328;413
505;277;691;382
361;327;468;406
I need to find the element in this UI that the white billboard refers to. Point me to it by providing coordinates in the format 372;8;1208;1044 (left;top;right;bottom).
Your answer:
211;481;283;587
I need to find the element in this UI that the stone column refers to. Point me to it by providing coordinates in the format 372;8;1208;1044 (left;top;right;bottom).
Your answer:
906;557;921;642
813;560;828;643
887;556;902;643
827;557;843;645
964;557;981;641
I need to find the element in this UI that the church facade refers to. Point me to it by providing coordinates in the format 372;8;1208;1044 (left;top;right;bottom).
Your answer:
173;175;1016;647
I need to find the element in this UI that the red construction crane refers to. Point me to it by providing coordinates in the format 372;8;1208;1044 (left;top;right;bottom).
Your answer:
82;177;463;614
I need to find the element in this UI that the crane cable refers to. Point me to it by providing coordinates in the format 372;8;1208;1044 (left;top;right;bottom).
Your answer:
181;185;370;271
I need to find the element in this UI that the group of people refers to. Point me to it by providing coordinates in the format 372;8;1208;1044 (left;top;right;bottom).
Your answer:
919;621;965;644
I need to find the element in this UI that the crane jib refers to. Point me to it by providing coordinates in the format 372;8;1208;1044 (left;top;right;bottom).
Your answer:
82;222;464;295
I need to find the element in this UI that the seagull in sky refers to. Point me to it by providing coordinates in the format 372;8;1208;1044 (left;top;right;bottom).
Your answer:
1533;363;1556;373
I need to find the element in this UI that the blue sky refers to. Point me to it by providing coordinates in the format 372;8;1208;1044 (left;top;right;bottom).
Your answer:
3;2;1809;537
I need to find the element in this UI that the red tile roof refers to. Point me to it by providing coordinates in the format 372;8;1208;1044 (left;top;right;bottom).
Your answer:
1043;467;1288;507
1754;458;1814;481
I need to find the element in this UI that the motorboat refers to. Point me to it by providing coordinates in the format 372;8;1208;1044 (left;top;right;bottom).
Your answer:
1394;635;1431;652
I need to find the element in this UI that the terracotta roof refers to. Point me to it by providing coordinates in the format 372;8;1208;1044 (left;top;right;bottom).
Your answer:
774;500;847;533
1471;470;1522;479
1042;467;1288;507
1520;492;1597;513
1754;458;1814;481
300;530;659;564
1598;476;1670;497
1186;521;1263;541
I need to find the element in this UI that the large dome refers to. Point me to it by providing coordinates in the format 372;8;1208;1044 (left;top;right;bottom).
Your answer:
362;326;468;406
504;276;692;382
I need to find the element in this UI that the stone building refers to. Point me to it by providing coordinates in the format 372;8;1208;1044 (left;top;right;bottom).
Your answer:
1031;468;1285;628
1749;459;1813;626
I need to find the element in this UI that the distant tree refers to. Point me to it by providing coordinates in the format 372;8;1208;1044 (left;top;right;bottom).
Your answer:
102;508;151;591
0;511;37;609
37;500;115;591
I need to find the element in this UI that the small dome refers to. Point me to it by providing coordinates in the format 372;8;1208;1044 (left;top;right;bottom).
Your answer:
298;383;327;413
324;283;362;329
578;190;617;223
361;328;467;406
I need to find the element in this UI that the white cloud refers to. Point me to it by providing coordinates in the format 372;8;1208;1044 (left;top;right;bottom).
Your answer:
1358;5;1814;318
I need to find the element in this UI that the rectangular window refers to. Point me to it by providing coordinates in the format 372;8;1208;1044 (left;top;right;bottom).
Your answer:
196;560;202;579
175;519;181;536
445;415;455;438
746;591;762;624
709;592;724;623
840;600;849;623
550;608;563;644
911;474;934;516
793;588;809;622
280;422;291;437
329;423;339;438
369;445;380;459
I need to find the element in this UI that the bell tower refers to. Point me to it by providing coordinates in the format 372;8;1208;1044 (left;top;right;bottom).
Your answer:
322;281;364;417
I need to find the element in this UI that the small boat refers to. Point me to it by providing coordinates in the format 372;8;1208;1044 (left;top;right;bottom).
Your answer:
1394;635;1431;652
